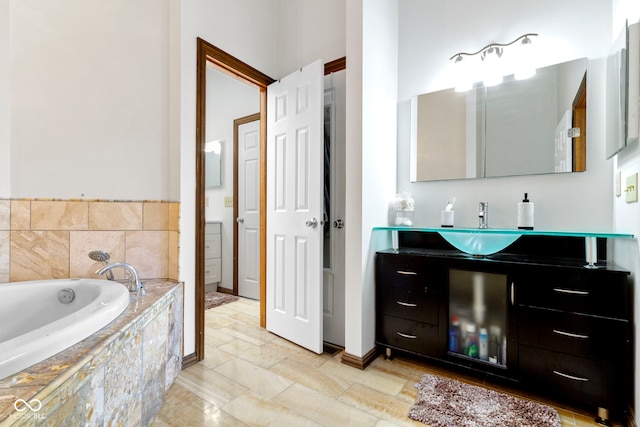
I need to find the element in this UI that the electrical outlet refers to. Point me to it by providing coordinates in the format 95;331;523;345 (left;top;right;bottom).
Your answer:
625;173;638;203
224;196;234;207
615;171;621;197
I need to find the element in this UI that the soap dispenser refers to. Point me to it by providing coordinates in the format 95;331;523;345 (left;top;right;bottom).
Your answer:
517;193;534;230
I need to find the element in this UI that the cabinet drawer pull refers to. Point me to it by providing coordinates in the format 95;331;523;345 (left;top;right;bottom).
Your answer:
397;332;417;339
553;288;589;296
396;270;417;276
396;301;418;307
552;329;589;340
553;370;590;382
510;282;515;305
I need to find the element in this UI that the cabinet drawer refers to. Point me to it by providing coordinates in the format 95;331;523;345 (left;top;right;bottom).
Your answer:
204;258;221;283
516;268;628;318
520;346;626;409
379;285;438;325
205;233;221;259
377;315;438;356
519;307;628;359
376;253;443;292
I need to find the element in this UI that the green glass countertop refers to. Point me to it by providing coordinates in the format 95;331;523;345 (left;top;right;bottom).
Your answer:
373;226;634;256
373;226;634;239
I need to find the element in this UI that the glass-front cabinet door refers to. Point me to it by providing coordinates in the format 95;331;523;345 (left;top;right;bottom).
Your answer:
447;268;517;373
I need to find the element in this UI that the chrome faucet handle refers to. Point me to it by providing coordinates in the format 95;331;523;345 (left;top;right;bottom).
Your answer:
478;202;488;229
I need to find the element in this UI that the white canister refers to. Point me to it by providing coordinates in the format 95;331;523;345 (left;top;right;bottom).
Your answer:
517;193;534;230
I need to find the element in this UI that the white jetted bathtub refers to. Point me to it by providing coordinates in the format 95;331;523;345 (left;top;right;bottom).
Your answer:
0;278;130;381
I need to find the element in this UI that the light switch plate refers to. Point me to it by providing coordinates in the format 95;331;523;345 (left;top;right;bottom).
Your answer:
616;171;622;197
625;173;638;203
224;196;234;207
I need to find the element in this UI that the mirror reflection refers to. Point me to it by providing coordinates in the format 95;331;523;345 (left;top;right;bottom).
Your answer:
411;57;587;182
205;139;222;187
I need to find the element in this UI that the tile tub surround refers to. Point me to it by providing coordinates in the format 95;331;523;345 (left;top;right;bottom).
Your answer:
0;199;180;284
0;280;183;426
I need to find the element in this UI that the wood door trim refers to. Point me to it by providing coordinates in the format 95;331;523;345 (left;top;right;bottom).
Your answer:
572;72;587;172
196;38;274;363
233;113;261;297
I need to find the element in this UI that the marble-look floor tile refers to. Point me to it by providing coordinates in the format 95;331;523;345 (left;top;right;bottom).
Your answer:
317;357;407;397
275;383;379;426
269;358;349;399
153;299;614;427
153;382;245;427
218;337;286;369
218;322;276;346
222;390;319;427
338;383;421;427
213;358;293;400
178;363;248;408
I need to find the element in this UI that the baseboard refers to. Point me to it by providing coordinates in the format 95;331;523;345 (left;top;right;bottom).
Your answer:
182;352;198;369
341;347;378;370
215;287;234;295
625;404;637;427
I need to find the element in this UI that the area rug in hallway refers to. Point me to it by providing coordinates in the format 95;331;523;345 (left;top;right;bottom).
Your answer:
408;374;560;427
204;291;239;310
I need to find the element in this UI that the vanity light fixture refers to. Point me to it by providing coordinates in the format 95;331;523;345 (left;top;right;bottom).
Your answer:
450;33;538;92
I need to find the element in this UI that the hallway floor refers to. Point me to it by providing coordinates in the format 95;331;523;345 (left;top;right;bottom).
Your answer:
152;297;612;426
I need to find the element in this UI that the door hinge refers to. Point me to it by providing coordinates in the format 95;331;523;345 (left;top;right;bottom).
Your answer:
568;127;581;138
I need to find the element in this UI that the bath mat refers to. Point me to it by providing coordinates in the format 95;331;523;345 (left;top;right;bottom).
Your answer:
408;374;560;427
204;291;239;310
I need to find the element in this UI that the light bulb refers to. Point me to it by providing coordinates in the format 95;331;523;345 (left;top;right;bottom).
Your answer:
514;36;536;80
482;46;503;87
453;55;473;92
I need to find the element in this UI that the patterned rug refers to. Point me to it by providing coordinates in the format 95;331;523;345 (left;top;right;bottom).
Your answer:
408;374;560;427
204;291;239;310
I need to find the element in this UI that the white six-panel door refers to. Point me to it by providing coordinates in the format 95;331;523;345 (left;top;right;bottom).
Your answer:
266;60;324;354
238;118;261;300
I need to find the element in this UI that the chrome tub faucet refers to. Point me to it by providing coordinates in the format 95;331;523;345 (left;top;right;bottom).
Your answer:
97;262;144;293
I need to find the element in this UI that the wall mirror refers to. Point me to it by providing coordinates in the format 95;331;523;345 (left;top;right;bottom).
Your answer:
205;139;223;187
410;57;588;182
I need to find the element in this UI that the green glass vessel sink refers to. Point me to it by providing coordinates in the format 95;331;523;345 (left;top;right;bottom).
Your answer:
437;231;520;255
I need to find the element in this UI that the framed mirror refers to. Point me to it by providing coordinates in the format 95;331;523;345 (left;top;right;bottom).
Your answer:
410;57;588;182
205;139;222;187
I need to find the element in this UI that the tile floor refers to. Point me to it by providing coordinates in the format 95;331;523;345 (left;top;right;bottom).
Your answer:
152;298;616;426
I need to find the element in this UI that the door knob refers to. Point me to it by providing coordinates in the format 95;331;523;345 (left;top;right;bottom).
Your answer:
333;219;344;229
305;218;318;228
236;217;245;223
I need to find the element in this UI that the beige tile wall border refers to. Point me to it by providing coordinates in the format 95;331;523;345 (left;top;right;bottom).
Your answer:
0;199;180;283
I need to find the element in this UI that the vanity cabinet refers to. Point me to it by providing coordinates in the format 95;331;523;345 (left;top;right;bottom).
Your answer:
204;222;222;291
515;265;630;411
375;254;445;357
375;232;632;418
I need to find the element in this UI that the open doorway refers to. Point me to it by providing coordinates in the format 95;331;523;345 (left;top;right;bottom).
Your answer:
194;38;273;363
194;37;347;363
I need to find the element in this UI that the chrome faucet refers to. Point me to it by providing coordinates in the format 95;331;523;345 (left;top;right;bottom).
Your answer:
97;262;144;293
479;202;488;229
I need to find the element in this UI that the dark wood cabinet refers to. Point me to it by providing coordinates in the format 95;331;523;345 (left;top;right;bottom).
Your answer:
375;233;631;419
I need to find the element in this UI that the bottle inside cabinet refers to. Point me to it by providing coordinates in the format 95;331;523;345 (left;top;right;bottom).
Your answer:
448;269;508;367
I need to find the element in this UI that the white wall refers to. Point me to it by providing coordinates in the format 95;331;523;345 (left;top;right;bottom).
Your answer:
612;0;640;420
0;0;9;198
397;0;614;232
275;0;346;76
205;67;259;291
344;0;398;358
9;0;174;200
